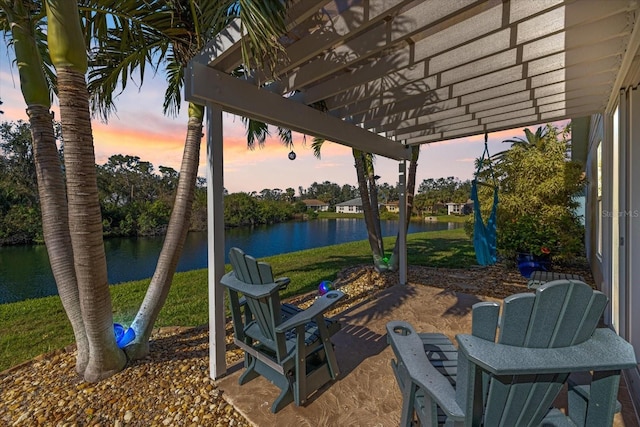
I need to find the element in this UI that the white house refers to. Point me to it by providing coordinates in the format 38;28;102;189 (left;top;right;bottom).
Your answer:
445;202;464;215
335;198;363;214
186;1;640;415
446;200;473;215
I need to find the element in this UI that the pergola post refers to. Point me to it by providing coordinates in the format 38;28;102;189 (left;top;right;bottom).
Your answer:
206;104;226;379
399;160;407;285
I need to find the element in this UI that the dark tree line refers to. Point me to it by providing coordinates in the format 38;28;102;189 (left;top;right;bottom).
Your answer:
0;120;301;245
0;121;41;244
1;120;471;246
1;121;355;244
414;177;472;216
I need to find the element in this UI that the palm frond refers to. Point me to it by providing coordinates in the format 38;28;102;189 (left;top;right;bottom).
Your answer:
1;1;56;101
242;117;270;149
163;51;184;116
311;137;324;159
232;0;289;79
277;127;292;149
81;1;291;121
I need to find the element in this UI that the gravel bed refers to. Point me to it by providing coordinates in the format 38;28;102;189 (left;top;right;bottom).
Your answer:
0;263;593;426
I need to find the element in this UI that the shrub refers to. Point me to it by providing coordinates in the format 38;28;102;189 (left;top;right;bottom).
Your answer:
472;123;586;264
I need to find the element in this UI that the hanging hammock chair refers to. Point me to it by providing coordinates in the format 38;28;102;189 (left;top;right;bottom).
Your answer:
471;133;498;266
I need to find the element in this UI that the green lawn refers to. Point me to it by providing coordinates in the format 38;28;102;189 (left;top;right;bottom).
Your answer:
432;214;470;223
0;228;474;372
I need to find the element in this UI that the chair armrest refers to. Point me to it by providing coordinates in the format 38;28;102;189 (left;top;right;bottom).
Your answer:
219;271;281;298
456;328;637;375
386;321;465;420
275;290;345;332
275;277;291;290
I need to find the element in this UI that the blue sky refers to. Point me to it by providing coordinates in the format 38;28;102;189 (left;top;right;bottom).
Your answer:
0;44;558;194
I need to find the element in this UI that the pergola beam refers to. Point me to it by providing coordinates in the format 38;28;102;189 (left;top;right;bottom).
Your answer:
186;61;411;160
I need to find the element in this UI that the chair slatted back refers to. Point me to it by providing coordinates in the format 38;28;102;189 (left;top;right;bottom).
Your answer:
473;280;608;427
499;280;607;348
228;247;284;350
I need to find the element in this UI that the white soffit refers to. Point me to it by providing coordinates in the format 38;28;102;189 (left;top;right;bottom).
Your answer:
186;0;640;156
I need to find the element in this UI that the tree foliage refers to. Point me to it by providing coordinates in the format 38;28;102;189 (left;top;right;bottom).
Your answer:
97;154;177;236
0;120;202;244
299;181;358;206
473;123;586;263
414;177;471;216
0;120;44;243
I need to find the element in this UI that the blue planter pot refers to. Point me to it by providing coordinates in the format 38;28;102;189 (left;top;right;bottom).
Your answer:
517;253;551;278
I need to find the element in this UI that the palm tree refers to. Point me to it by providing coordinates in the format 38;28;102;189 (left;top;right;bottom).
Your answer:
387;144;420;271
492;126;549;163
312;137;422;271
2;0;290;381
503;126;548;149
82;0;290;360
1;0;91;375
46;0;127;381
312;138;389;271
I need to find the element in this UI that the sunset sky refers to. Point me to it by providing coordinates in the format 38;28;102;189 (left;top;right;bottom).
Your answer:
0;45;561;195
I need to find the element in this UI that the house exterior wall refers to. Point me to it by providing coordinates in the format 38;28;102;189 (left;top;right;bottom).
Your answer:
446;203;464;215
336;204;363;214
385;204;400;213
586;86;640;415
302;199;330;212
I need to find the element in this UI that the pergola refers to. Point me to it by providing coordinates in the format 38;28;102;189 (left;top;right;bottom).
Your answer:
184;0;640;378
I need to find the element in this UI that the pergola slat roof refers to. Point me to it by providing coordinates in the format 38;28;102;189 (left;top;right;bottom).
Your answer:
187;0;640;159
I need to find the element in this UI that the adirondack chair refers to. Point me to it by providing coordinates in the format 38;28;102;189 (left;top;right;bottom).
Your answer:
220;247;345;413
387;280;637;426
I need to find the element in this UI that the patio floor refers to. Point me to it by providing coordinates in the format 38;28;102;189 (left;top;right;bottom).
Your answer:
217;283;639;427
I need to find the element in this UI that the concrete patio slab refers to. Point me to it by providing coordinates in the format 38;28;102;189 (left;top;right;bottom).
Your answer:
216;283;638;427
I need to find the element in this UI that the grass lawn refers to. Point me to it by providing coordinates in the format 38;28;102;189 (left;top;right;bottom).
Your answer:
432;214;470;223
0;228;474;372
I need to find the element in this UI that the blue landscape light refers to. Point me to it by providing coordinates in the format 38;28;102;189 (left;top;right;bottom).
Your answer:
318;280;333;295
113;323;136;348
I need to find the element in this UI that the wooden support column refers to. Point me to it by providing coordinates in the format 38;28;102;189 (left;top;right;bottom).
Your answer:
207;104;227;379
399;161;407;285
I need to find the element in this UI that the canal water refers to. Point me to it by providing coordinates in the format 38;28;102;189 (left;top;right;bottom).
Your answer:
0;218;461;304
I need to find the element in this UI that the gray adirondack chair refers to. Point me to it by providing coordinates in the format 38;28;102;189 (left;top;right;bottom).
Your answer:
220;247;344;413
387;279;637;426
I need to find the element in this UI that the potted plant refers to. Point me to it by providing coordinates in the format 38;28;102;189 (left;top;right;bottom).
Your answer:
498;214;557;277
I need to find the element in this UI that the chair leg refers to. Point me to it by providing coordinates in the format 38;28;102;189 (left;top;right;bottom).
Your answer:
400;381;418;427
239;354;260;385
295;326;307;406
316;317;340;379
271;372;295;413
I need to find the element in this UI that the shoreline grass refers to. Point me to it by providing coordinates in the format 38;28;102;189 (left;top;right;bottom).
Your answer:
0;228;474;372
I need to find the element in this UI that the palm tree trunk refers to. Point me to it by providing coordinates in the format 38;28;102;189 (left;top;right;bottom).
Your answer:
126;103;204;360
365;155;384;253
6;0;89;374
389;146;420;271
353;149;386;271
47;0;125;382
28;105;89;374
57;67;126;381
